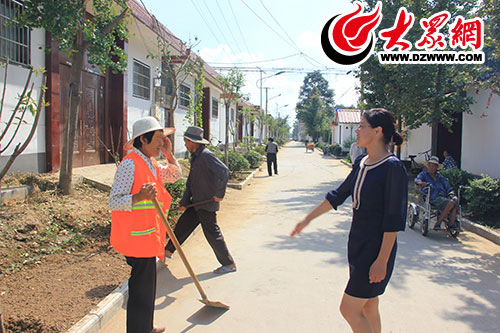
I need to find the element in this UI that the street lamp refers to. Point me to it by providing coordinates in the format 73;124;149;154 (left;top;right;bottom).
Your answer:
256;70;285;113
275;103;289;118
256;71;285;140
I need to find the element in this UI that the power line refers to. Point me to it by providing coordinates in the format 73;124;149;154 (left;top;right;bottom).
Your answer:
200;0;235;53
240;0;328;69
208;53;301;65
212;66;350;75
227;0;252;55
239;0;299;52
188;0;233;60
215;0;244;55
258;0;300;52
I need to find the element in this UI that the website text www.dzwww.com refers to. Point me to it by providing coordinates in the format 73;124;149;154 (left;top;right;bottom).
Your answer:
378;51;485;64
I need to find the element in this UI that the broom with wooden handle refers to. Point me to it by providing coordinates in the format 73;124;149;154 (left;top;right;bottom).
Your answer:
152;197;229;309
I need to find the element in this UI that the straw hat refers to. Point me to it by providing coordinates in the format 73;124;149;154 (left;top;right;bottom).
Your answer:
183;126;210;145
424;156;443;169
124;116;175;150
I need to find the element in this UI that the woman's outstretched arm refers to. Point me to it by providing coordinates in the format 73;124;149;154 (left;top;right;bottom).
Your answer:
290;199;333;237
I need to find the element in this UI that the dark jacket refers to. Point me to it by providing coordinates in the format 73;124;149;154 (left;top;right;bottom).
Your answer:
180;145;229;212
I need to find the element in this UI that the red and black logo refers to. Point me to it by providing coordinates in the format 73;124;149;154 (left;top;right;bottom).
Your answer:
321;2;383;66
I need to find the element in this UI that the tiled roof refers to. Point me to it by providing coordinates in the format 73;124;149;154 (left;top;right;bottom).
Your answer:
335;109;362;124
128;0;220;84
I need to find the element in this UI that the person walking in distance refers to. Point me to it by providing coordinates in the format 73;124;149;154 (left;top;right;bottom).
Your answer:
165;126;236;274
291;108;408;333
109;117;182;333
265;137;279;176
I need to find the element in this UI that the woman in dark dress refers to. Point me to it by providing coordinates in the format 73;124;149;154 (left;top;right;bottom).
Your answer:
291;108;407;333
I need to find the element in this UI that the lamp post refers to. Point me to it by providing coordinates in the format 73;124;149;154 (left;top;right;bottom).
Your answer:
275;103;289;118
256;71;285;140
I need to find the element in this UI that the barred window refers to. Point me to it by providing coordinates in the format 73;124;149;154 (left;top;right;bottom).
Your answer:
0;0;30;66
212;98;218;118
179;84;191;108
132;59;150;99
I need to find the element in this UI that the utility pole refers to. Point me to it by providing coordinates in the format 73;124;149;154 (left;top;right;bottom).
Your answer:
265;87;269;140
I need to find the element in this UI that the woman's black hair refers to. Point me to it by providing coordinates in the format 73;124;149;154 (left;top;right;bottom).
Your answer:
363;108;403;146
133;130;156;149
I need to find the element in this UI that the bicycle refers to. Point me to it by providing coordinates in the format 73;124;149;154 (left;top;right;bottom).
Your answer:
408;149;431;175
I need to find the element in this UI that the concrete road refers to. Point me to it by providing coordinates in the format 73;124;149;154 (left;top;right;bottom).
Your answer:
101;142;500;333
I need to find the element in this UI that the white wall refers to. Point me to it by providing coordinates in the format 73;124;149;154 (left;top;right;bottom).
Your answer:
128;19;195;157
126;20;160;138
0;27;46;173
401;124;432;163
334;123;358;149
462;89;500;178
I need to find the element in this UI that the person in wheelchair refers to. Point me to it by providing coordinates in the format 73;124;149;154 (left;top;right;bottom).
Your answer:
414;156;460;231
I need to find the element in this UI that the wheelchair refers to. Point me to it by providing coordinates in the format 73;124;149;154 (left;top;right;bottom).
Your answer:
407;184;469;238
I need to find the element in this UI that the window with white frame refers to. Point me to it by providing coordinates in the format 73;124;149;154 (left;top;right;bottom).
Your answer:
179;84;191;108
0;0;30;65
212;98;219;118
132;59;151;99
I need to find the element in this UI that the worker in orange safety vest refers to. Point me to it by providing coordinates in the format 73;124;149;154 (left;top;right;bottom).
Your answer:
109;117;182;333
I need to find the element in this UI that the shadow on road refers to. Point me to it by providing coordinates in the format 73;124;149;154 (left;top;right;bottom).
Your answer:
395;229;500;331
179;306;229;333
155;268;223;310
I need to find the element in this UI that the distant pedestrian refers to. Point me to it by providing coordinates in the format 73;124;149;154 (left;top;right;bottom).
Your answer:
265;137;279;176
291;108;407;333
442;150;458;169
109;116;182;333
165;126;236;274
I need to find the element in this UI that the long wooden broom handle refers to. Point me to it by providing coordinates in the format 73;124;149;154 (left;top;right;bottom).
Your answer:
152;197;209;300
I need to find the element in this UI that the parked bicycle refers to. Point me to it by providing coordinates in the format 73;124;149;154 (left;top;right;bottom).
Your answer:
408;149;431;175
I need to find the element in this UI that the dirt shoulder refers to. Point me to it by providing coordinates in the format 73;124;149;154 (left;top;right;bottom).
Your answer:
0;173;129;332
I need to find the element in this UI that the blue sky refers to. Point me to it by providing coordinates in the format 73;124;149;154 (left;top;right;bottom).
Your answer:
139;0;360;124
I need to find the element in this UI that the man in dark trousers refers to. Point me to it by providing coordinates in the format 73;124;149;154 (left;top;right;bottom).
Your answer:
165;126;236;274
265;137;279;176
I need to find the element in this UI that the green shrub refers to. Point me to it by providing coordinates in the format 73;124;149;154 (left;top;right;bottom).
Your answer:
206;145;218;153
227;151;250;176
463;174;500;223
163;179;186;220
316;142;325;150
332;144;342;156
244;150;264;168
438;168;475;194
276;138;287;146
253;145;266;155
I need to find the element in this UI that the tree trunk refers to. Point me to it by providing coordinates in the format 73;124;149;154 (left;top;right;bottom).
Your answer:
59;38;85;195
0;298;4;333
224;104;229;166
168;108;176;154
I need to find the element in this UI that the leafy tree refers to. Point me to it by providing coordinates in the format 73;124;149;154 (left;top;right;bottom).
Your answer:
18;0;130;194
296;88;329;141
296;71;335;116
358;0;486;134
0;62;48;183
217;69;245;165
148;24;204;152
239;106;256;153
184;66;205;128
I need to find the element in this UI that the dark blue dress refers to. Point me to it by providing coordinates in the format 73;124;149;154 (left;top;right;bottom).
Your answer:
326;154;407;298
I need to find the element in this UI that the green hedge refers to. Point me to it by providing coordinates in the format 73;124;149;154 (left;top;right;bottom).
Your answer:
163;179;186;220
244;150;264;168
463;174;500;223
438;168;475;194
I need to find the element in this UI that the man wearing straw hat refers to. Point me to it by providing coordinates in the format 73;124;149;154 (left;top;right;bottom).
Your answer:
109;116;182;333
414;156;460;231
164;126;236;274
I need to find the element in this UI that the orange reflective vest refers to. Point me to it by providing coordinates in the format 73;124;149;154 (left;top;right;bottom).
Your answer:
110;152;172;260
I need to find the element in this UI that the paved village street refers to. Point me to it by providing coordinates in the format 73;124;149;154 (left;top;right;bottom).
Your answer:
101;142;500;333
